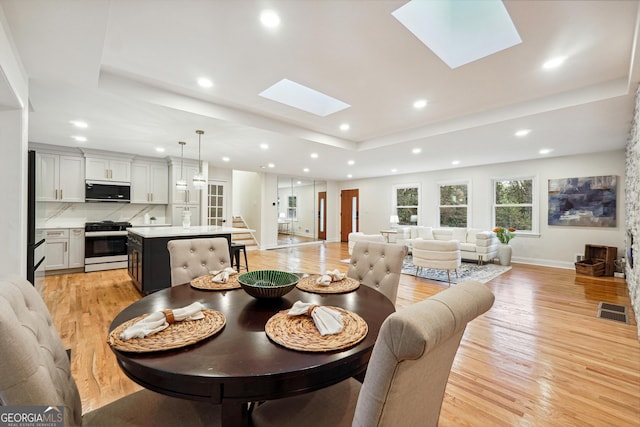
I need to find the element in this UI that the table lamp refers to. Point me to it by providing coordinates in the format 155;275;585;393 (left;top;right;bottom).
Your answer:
390;215;399;227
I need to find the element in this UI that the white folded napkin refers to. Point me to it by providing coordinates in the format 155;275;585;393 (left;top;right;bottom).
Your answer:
210;267;238;283
288;301;344;336
315;269;346;286
120;301;206;340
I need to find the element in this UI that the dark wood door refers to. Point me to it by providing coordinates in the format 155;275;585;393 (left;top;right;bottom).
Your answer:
317;191;326;240
340;189;359;242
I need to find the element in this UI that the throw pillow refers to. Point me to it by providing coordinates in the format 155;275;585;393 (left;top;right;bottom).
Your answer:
466;228;484;244
418;226;434;240
451;228;467;242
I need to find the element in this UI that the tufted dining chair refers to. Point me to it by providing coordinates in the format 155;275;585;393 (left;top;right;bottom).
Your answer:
0;275;220;427
167;237;232;286
412;238;462;286
347;240;408;306
251;280;495;427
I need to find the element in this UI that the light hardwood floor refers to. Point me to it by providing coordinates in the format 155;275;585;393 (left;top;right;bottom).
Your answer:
41;242;640;426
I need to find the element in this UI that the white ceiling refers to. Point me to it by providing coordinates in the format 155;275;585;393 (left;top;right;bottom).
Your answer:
2;0;638;181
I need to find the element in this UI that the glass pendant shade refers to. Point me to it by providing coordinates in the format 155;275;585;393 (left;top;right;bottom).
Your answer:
192;129;206;187
176;141;187;190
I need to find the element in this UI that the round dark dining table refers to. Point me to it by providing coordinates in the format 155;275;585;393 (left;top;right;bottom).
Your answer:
109;276;396;427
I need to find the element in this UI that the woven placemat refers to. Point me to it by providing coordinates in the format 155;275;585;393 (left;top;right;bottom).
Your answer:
265;307;368;352
108;309;225;353
296;275;360;294
190;274;241;290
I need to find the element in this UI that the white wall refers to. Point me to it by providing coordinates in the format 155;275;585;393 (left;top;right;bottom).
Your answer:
0;9;29;278
339;150;626;269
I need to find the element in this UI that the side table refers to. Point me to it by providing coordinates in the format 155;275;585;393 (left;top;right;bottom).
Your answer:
379;229;398;243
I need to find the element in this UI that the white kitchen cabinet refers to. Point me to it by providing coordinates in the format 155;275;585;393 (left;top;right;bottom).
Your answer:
131;160;169;204
45;228;85;271
171;164;202;205
68;228;85;268
85;156;131;182
37;153;85;202
45;229;69;270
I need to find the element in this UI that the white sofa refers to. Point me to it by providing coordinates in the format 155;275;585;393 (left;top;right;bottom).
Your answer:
394;226;499;264
348;232;385;255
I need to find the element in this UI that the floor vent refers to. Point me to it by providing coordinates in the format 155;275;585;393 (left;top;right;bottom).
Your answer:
597;302;628;323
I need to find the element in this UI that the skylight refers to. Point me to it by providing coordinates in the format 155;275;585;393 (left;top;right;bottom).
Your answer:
259;79;351;117
392;0;522;69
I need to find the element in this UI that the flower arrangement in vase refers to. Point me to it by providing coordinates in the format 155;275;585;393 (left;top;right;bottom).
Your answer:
493;227;516;266
493;227;516;244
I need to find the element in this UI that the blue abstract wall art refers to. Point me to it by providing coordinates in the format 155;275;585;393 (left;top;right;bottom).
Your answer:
548;175;617;227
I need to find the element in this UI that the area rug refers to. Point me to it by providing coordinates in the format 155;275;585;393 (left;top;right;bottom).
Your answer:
402;255;511;284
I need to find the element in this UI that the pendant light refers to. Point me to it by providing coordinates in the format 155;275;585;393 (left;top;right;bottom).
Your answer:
192;129;206;187
176;141;187;190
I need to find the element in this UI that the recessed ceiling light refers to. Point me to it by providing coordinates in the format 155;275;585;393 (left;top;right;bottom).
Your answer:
347;160;355;165
260;10;280;28
268;163;275;168
222;157;230;162
259;79;350;117
303;168;309;173
69;120;88;128
515;129;531;137
413;99;427;109
72;136;87;142
155;147;165;153
391;168;398;173
452;160;460;165
260;143;269;150
543;56;567;70
539;148;553;155
412;148;422;154
310;153;318;159
197;77;213;88
347;174;353;179
340;123;350;131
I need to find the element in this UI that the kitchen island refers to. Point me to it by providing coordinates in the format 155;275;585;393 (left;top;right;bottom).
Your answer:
127;226;252;294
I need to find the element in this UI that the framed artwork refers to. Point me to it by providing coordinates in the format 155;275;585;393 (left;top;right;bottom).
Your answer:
548;175;617;227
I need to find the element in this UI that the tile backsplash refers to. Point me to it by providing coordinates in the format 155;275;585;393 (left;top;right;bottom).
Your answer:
43;202;168;227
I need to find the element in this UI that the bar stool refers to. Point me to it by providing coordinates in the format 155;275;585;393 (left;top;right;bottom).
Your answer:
231;242;249;272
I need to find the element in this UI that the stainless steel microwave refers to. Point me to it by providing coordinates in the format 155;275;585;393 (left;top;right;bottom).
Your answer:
85;181;131;202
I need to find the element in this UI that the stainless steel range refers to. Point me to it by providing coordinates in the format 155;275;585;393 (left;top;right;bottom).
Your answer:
84;221;131;272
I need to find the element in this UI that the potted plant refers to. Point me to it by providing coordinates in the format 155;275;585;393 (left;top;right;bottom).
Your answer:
150;216;156;224
493;227;516;244
493;227;516;266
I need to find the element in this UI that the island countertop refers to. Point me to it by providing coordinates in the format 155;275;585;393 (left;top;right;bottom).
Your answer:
127;225;254;238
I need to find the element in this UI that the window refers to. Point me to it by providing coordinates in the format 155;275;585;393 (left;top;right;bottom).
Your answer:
438;182;469;227
393;184;419;225
287;195;297;221
493;177;536;232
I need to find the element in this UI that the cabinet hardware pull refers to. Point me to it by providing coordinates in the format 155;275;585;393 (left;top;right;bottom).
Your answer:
64;242;68;252
60;189;63;199
55;189;58;199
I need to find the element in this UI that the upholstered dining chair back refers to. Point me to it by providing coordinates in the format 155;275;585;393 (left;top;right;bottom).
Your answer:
0;276;222;427
168;237;231;286
347;241;408;305
0;276;83;426
251;280;495;427
352;280;494;426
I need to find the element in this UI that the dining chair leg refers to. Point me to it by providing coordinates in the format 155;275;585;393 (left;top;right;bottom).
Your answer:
447;270;451;286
